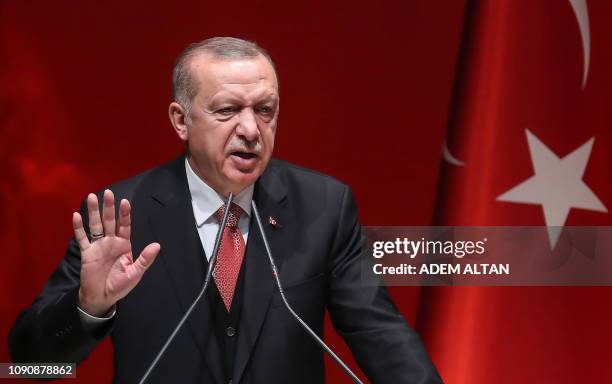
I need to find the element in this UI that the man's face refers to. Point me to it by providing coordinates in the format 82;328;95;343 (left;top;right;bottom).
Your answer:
179;54;279;195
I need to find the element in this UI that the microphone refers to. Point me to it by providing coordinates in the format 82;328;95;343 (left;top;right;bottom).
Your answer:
138;193;235;384
250;200;365;384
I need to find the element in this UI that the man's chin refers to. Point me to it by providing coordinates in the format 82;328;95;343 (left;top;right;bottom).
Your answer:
221;156;270;192
224;168;262;193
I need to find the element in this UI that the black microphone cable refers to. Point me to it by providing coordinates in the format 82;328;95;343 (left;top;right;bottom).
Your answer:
138;193;234;384
251;200;365;384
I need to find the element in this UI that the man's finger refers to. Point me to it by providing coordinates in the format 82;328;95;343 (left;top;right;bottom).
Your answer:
129;243;161;279
87;193;104;239
102;189;116;237
117;199;131;240
72;212;90;251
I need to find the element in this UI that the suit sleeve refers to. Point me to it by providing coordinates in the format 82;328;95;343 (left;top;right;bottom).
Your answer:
326;187;443;384
8;197;113;363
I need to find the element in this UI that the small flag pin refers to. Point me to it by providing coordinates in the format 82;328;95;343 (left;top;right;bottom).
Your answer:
269;216;279;228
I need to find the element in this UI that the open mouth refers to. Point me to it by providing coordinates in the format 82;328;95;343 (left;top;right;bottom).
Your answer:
231;151;257;160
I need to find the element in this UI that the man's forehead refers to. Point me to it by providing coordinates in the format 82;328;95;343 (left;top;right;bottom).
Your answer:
188;53;278;88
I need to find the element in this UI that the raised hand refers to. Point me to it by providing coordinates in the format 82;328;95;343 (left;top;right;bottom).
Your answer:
73;190;160;317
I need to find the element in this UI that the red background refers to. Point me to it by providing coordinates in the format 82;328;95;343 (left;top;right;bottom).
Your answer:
1;1;466;382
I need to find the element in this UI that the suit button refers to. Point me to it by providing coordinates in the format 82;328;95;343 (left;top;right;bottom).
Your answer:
226;326;236;337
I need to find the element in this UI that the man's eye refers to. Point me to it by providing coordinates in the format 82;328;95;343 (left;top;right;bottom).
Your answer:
218;107;238;115
256;106;273;114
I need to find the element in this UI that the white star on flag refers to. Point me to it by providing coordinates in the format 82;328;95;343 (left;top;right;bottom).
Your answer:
497;129;607;248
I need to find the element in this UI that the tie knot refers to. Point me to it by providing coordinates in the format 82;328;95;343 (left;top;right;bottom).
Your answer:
215;203;243;228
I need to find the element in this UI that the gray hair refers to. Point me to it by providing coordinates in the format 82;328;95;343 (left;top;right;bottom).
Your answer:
172;37;276;123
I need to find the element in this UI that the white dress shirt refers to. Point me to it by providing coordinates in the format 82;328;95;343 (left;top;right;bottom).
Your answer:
78;158;253;326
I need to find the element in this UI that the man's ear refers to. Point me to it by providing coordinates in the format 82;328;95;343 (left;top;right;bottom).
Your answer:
168;102;189;141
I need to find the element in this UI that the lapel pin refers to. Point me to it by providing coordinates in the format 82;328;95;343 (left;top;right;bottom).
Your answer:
268;216;280;228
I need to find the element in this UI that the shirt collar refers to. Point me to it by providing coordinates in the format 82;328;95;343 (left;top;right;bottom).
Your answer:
185;158;253;227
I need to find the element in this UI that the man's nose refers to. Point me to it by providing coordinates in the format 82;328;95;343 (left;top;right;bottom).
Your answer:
235;108;259;142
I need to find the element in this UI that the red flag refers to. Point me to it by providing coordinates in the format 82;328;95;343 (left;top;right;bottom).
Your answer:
420;0;612;382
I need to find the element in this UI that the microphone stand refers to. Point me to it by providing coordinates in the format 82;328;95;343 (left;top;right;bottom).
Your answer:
251;200;365;384
138;193;234;384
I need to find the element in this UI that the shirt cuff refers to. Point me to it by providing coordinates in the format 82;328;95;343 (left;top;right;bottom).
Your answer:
77;305;116;332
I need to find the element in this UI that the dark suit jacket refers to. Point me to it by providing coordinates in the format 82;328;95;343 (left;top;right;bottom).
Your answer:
9;156;442;383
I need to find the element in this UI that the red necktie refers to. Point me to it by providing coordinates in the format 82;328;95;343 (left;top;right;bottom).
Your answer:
213;203;245;311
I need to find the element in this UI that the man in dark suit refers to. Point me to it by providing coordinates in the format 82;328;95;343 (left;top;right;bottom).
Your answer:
9;37;441;383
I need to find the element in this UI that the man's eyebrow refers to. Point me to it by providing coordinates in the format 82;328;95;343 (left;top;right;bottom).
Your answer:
255;97;279;105
255;92;280;102
206;94;242;108
209;93;278;107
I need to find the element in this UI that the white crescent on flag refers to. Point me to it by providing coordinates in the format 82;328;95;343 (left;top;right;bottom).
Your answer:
569;0;590;89
443;0;591;166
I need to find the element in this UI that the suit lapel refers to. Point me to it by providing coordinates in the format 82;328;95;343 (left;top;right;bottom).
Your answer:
147;156;224;384
233;165;291;384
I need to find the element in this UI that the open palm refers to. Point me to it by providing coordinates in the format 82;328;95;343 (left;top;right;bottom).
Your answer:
73;190;160;317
